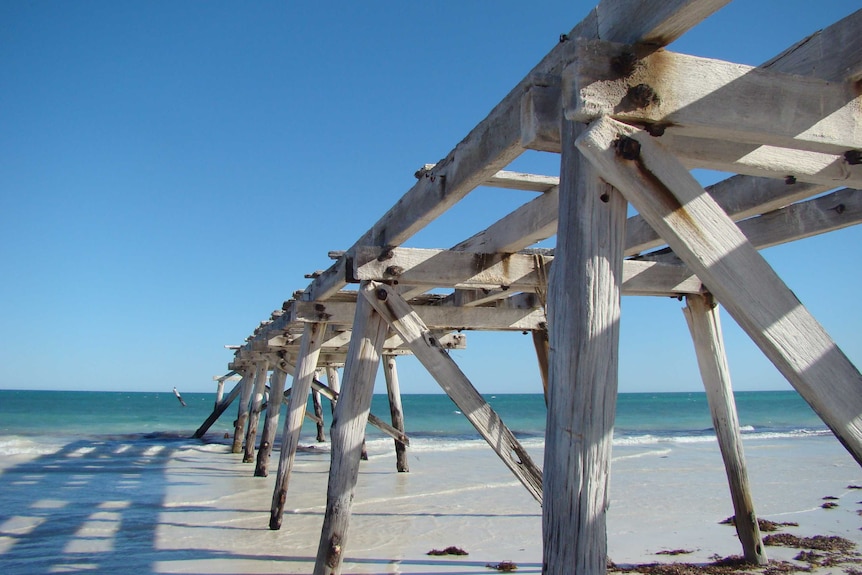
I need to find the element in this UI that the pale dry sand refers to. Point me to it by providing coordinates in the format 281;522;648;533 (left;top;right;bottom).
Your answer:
2;434;857;574
148;435;861;575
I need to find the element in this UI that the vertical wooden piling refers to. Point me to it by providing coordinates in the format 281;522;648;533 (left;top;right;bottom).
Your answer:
269;321;326;530
383;354;409;472
312;385;326;442
231;370;254;454
532;327;550;403
683;294;767;565
215;379;226;409
325;366;340;414
256;363;289;477
193;377;244;439
543;119;627;575
314;284;388;575
244;361;269;463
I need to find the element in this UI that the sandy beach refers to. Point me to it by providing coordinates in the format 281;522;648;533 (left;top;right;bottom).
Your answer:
3;432;857;574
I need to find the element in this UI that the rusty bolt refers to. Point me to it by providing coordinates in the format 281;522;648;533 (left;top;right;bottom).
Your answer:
314;303;326;312
375;287;388;301
615;136;641;160
384;265;403;276
377;248;395;262
628;83;658;108
645;123;666;137
611;50;638;77
785;175;797;185
845;150;862;165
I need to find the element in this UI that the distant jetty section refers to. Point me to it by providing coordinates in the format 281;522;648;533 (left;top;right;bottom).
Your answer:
194;3;862;574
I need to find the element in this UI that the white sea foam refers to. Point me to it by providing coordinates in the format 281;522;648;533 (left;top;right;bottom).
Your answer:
0;436;63;457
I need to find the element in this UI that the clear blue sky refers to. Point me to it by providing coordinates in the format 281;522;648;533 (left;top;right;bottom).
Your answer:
2;1;859;395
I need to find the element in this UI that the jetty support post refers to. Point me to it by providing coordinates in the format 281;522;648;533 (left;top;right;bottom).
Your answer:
215;378;226;409
244;360;270;463
193;374;244;439
542;118;628;575
315;282;389;574
255;356;290;477
532;326;550;403
325;366;340;413
269;321;326;530
363;282;543;502
683;293;767;564
575;117;862;465
312;376;326;442
231;369;255;454
383;354;409;472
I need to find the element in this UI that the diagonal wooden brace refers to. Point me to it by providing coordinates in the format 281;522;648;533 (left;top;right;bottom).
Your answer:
576;116;862;466
360;281;544;503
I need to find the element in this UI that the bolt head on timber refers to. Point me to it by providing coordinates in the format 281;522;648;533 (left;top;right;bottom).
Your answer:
614;136;641;161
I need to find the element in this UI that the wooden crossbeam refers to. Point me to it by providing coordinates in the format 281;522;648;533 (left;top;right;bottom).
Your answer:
353;246;703;296
484;170;559;192
295;298;545;331
576;116;862;466
566;38;862;155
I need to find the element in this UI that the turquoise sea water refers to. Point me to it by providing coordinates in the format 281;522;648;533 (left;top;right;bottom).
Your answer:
0;389;830;453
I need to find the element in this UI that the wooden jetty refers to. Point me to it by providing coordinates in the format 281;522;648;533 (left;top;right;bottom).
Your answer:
195;2;862;573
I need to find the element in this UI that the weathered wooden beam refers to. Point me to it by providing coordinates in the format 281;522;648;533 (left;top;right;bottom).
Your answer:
645;187;862;264
243;361;269;463
683;294;766;565
231;370;254;454
593;0;731;46
270;321;326;530
192;378;243;439
312;385;326;442
532;327;550;403
731;187;862;251
383;355;409;472
566;38;862;155
255;360;290;477
314;284;389;575
353;246;703;296
485;170;559;192
544;119;627;575
666;136;862;189
362;281;544;503
296;297;546;330
452;185;560;254
576;116;862;465
761;9;862;82
309;377;409;445
626;176;828;256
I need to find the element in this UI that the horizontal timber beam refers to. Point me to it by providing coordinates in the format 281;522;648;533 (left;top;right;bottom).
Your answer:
565;38;862;155
353;246;703;296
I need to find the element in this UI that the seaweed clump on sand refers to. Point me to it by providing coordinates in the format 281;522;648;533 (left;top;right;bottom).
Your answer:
764;534;860;570
608;554;761;575
427;546;468;556
486;560;518;571
719;516;799;532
